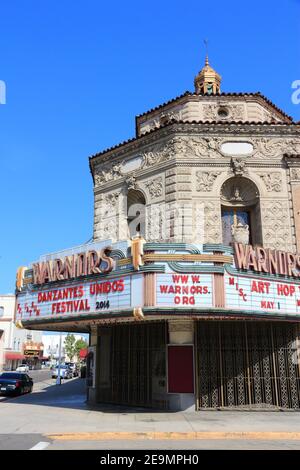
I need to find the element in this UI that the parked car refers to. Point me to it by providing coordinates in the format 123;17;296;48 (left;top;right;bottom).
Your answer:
65;362;79;377
16;365;29;373
0;372;33;396
51;365;73;379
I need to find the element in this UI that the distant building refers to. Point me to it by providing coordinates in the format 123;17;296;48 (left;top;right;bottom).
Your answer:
42;334;87;363
0;295;43;370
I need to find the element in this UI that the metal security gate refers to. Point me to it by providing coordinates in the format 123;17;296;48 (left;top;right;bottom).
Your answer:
98;321;167;409
195;321;300;410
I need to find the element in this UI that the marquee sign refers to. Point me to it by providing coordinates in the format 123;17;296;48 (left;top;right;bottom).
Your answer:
156;274;213;308
225;273;300;315
225;272;300;316
15;239;300;326
234;243;300;278
32;246;115;285
16;275;143;322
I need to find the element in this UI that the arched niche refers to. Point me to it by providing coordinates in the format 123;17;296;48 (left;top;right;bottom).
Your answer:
220;177;262;246
127;189;146;238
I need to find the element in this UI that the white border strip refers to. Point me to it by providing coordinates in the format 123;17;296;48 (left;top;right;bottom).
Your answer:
30;441;50;450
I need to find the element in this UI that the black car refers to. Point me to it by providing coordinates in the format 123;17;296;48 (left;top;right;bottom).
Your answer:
0;372;33;396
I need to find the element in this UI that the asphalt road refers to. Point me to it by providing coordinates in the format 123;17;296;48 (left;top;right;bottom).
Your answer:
27;368;53;383
1;371;300;450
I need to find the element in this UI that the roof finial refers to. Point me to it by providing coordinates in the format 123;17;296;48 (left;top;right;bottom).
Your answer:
194;41;222;94
204;39;209;65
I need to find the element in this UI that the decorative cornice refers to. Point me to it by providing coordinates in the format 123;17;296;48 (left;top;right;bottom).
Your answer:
89;121;300;173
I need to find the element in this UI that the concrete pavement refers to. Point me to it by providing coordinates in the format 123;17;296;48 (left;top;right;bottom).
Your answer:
1;371;300;449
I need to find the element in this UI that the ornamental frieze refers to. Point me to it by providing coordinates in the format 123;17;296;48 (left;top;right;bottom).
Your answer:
203;103;245;121
104;192;120;211
196;171;221;191
93;136;300;188
145;177;163;199
94;161;124;186
252;138;300;159
230;157;247;176
290;168;300;181
259;173;283;192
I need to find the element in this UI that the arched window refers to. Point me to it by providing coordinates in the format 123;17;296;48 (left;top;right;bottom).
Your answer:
127;190;146;238
220;177;262;246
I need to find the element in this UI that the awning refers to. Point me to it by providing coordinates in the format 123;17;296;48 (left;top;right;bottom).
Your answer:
79;348;88;359
5;352;24;360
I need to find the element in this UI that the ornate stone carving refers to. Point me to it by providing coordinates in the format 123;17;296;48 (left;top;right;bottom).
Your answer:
94;161;123;186
141;140;175;169
159;110;182;125
230;187;243;202
104;192;120;213
202;103;244;121
203;104;216;120
173;136;223;159
290;168;300;181
231;223;249;244
261;201;293;251
221;177;259;205
125;174;137;190
196;171;221;191
204;202;222;243
230;104;244;121
231;157;247;176
145;177;163;199
252;138;300;159
259;173;282;192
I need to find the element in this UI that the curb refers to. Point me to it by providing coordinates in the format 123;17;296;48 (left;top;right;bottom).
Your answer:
46;431;300;441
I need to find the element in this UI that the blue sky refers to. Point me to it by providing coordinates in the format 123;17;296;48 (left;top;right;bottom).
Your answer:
0;0;300;293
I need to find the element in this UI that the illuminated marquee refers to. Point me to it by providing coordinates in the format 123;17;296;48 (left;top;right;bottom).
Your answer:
156;274;213;307
225;272;300;315
32;246;115;285
15;241;300;325
16;275;143;322
234;243;300;278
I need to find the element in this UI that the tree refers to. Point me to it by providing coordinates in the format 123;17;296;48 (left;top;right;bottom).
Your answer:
74;338;88;360
64;334;76;361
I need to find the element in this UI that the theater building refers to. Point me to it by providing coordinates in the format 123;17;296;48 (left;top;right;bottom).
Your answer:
15;58;300;410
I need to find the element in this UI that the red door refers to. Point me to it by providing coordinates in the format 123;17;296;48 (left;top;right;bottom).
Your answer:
168;345;194;393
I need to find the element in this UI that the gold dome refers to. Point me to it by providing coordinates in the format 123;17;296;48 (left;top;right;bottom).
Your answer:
194;56;222;95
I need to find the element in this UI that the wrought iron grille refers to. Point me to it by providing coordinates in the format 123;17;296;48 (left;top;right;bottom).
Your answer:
98;321;167;409
195;321;300;410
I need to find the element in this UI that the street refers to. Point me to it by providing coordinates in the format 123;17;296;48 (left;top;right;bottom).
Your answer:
1;369;300;450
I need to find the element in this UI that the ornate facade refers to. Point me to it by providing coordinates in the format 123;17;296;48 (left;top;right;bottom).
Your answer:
16;57;300;411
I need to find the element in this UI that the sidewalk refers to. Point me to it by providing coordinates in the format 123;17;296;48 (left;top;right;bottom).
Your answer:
0;377;300;440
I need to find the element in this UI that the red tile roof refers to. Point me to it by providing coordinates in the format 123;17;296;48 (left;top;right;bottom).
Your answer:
135;91;293;122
